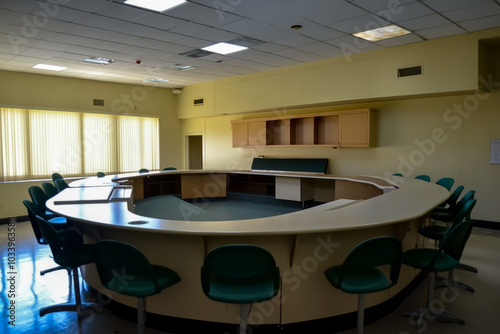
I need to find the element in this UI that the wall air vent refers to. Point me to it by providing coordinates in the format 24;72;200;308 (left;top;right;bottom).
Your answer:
93;99;104;106
398;66;422;77
194;98;204;106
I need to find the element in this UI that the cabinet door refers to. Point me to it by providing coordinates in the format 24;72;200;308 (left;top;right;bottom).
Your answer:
248;121;268;146
340;111;371;147
232;122;248;147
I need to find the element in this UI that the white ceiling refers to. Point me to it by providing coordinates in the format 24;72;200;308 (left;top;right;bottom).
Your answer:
1;0;500;88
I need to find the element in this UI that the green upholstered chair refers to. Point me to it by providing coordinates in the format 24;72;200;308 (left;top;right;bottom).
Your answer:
96;171;105;177
52;172;64;183
36;216;96;318
415;175;430;182
29;185;56;218
201;244;280;334
421;198;478;287
162;167;177;171
430;190;475;224
94;240;181;334
403;219;475;327
324;236;402;334
435;177;454;190
434;185;464;211
139;168;149;173
23;199;82;276
55;178;69;192
42;182;59;198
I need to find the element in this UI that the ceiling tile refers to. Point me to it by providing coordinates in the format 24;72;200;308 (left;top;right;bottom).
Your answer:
134;12;186;30
421;0;493;12
95;2;148;21
460;15;500;32
416;23;467;39
387;2;435;22
398;14;451;31
329;14;390;34
74;13;127;30
442;3;500;22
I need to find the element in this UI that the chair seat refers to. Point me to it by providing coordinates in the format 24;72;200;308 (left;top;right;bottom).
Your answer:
402;248;459;273
430;211;453;222
207;274;277;304
119;265;181;298
420;225;449;240
325;266;392;294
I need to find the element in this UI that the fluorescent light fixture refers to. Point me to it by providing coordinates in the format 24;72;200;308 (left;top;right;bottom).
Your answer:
33;64;67;71
143;78;169;83
168;64;195;71
202;42;248;55
83;57;115;65
124;0;186;12
353;25;411;42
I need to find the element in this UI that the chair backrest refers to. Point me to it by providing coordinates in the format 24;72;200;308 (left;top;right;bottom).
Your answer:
341;236;402;285
440;185;464;208
139;168;149;173
52;172;64;183
28;185;49;209
42;182;58;198
23;200;45;244
415;175;430;182
95;240;160;296
35;215;66;259
54;178;69;192
450;198;476;229
201;244;280;299
449;190;475;218
97;172;105;178
163;167;177;171
436;177;454;190
438;219;475;262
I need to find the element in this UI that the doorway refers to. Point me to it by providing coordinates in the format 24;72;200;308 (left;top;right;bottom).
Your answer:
187;135;203;169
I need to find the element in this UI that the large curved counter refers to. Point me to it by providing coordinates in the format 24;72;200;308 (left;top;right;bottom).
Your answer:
46;170;449;332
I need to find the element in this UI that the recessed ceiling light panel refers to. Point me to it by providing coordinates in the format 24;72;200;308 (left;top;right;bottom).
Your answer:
124;0;186;12
202;42;248;55
33;64;67;71
353;25;411;42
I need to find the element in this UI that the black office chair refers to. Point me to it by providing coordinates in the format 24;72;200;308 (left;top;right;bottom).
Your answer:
403;219;475;327
36;216;96;318
55;178;69;192
95;240;181;334
42;182;59;198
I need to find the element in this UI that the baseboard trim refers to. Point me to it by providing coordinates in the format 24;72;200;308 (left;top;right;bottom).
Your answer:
0;216;29;225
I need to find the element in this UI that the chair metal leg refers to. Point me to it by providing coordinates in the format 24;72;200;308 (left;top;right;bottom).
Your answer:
435;269;474;293
457;262;478;273
39;267;94;319
137;297;147;334
357;294;365;334
239;304;248;334
40;265;71;276
404;272;465;329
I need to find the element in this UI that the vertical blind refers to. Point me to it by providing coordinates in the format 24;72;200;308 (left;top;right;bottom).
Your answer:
0;108;159;181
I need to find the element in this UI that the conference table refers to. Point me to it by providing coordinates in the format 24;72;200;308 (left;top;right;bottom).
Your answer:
46;169;449;331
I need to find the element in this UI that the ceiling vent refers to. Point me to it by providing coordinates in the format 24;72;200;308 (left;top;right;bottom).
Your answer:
93;99;104;106
398;65;422;77
194;98;204;106
179;49;213;58
227;36;266;47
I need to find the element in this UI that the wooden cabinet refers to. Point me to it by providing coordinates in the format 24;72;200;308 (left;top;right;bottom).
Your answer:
275;177;314;202
232;109;375;148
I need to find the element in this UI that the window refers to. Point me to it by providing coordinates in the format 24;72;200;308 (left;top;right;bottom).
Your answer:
0;108;159;181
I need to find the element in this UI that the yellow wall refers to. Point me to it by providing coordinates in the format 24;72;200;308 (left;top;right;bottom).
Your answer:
0;71;182;218
180;29;500;223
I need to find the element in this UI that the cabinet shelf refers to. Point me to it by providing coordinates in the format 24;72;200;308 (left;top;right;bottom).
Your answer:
232;109;375;148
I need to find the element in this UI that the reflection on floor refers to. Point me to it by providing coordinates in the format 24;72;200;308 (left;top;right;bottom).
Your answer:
1;220;499;334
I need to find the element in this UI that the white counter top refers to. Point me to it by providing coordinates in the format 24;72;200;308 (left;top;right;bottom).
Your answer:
46;170;448;236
